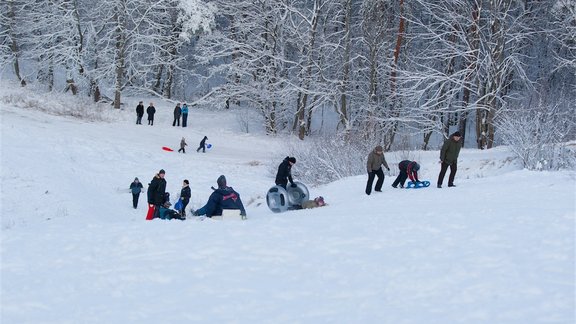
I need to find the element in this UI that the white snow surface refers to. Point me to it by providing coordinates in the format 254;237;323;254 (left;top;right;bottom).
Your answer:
1;90;575;323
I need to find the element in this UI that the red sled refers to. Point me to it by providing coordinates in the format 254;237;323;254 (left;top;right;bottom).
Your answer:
146;204;156;220
162;146;174;152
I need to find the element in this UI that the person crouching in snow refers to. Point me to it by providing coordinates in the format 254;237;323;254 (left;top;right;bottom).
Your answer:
196;136;208;153
298;196;326;209
158;201;185;220
392;160;420;188
193;175;246;218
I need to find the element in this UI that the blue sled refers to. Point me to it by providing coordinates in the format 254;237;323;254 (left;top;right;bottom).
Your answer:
406;180;430;189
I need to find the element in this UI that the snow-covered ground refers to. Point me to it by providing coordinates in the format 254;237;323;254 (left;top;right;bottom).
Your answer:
1;86;575;323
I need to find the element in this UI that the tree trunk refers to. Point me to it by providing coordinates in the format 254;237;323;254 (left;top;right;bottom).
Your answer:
7;0;23;83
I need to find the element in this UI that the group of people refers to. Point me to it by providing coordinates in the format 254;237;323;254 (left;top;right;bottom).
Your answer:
130;131;462;218
135;101;190;127
177;136;209;154
365;131;463;194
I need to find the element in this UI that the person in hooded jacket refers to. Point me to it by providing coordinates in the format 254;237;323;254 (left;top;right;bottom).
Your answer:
365;145;390;195
275;156;296;189
179;179;191;217
147;169;167;218
196;136;208;153
129;177;143;208
193;175;246;218
146;102;156;125
172;103;182;126
392;160;421;188
437;131;463;188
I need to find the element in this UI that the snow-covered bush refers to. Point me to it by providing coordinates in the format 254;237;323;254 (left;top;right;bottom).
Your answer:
496;102;576;171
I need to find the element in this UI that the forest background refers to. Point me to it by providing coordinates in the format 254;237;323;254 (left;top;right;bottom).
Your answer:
1;0;575;174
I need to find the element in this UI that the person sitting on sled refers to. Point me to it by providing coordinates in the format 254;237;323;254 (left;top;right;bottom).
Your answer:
391;160;420;188
158;200;185;220
193;175;247;218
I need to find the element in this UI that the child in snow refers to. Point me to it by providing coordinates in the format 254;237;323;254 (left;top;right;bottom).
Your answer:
129;177;143;209
158;201;185;220
297;196;326;209
196;136;208;153
179;179;191;217
178;137;187;153
392;160;420;188
275;156;297;189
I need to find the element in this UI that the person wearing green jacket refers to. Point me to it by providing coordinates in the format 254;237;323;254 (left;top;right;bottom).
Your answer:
437;131;462;188
365;145;390;195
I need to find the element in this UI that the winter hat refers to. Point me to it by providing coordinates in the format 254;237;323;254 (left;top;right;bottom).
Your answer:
159;169;166;174
413;163;420;171
452;131;462;137
375;145;383;152
288;157;296;164
134;177;139;181
217;175;227;188
184;179;189;185
315;196;325;207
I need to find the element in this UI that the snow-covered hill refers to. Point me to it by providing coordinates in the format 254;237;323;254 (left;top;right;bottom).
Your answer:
1;87;574;323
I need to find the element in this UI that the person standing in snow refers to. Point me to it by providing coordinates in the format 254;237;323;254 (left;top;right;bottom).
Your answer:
196;136;208;153
179;179;191;217
147;169;167;219
178;137;187;153
181;103;189;127
437;131;462;188
392;160;420;188
172;103;182;126
365;145;390;195
146;102;156;126
193;175;246;218
135;101;144;125
275;156;296;189
130;177;143;208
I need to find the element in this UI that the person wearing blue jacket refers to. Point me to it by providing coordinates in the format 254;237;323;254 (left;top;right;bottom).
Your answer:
181;103;189;127
392;160;420;188
193;175;246;218
129;177;143;208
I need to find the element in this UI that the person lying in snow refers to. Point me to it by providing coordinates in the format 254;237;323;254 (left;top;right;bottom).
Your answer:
296;196;326;209
157;201;185;220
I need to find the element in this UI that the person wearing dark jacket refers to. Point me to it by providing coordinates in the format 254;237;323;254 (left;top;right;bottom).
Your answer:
179;179;191;217
129;177;143;208
135;101;144;124
275;156;296;189
147;169;167;218
437;131;463;188
392;161;420;188
196;136;208;153
172;103;182;126
193;175;246;218
146;102;156;125
365;145;390;195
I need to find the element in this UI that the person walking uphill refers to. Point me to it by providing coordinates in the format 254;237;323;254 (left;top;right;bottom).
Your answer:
178;137;187;153
275;156;297;189
147;169;167;219
135;101;144;124
196;136;208;153
392;160;420;188
365;145;390;195
130;177;143;208
172;103;182;126
146;102;156;125
437;131;462;188
181;103;189;127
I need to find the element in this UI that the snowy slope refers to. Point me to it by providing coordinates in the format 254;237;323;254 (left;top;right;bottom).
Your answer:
1;90;575;323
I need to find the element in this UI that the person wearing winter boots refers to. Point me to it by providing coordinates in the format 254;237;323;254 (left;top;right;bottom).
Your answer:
275;156;296;189
158;201;185;220
172;103;182;126
181;103;189;127
129;177;143;208
178;137;187;153
179;179;191;217
437;131;462;188
147;169;167;219
193;175;246;218
365;145;390;195
196;136;208;153
392;160;421;188
135;101;144;125
146;102;156;125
